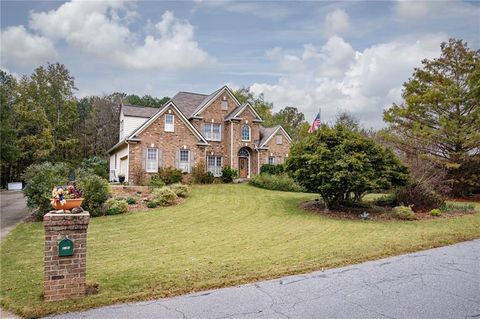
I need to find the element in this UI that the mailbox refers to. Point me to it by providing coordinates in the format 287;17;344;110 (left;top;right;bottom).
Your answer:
58;238;74;257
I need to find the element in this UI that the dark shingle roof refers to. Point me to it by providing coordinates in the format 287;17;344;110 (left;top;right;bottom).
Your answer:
259;125;281;147
224;104;246;121
121;105;159;118
171;92;208;118
190;86;224;117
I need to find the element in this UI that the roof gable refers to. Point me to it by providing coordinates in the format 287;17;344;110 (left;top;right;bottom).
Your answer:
192;86;241;118
128;101;208;145
225;103;263;122
171;92;208;118
259;125;292;148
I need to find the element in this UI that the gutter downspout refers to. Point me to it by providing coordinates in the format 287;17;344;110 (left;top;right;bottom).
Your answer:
230;120;233;167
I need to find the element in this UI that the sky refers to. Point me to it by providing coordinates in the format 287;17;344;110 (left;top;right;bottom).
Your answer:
1;0;479;128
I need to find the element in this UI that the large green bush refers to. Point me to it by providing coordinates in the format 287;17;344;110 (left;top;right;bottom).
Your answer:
260;164;284;175
105;199;128;215
23;162;70;218
192;161;214;184
158;167;183;185
76;172;111;217
80;156;108;179
152;187;177;206
286;125;409;209
221;167;237;183
249;173;304;192
148;174;165;188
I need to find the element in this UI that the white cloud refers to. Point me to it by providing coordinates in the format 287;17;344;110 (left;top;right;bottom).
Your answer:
393;0;431;19
324;9;350;36
251;34;446;128
27;0;213;70
0;25;57;67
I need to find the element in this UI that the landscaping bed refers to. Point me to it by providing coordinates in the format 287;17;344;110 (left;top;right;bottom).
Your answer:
301;200;477;221
110;185;186;211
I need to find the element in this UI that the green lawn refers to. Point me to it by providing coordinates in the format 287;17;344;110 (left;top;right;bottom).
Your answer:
1;184;479;318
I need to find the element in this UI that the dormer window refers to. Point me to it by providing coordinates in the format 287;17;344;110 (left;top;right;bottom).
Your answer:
221;100;228;110
241;124;250;141
165;114;174;132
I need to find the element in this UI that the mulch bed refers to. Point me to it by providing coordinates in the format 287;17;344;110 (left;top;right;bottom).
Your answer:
110;185;183;211
300;200;476;221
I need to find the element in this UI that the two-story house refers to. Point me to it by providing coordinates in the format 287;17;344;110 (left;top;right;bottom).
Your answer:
107;85;292;183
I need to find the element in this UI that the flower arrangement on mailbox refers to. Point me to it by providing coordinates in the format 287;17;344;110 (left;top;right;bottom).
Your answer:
51;184;84;210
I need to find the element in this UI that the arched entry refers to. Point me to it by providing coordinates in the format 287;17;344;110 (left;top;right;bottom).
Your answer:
238;147;251;178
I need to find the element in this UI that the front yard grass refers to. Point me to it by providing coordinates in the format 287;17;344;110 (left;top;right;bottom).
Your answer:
1;184;479;318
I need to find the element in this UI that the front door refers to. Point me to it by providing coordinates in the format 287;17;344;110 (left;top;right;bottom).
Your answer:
239;157;248;178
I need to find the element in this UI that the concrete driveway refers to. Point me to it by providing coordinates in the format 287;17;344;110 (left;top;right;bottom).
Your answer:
0;190;29;240
46;240;480;319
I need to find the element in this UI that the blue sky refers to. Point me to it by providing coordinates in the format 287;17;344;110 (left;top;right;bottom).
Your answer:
1;0;479;127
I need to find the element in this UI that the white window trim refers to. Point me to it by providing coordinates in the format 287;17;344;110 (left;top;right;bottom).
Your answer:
204;123;222;141
241;124;251;142
207;156;222;177
146;148;158;173
268;156;275;165
179;149;190;173
165;114;174;132
221;100;228;110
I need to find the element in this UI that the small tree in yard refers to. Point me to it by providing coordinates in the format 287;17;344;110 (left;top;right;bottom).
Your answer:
286;125;409;209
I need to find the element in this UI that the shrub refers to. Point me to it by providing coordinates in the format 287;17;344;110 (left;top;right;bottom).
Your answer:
158;167;183;185
192;161;215;184
374;194;396;207
286;125;409;209
249;173;305;192
393;205;416;220
80;156;108;179
105;199;128;215
440;202;476;213
23;162;70;219
76;172;111;217
221;167;237;183
152;187;177;206
147;201;158;208
260;164;285;175
170;184;190;197
395;182;445;211
125;197;136;205
149;174;166;188
430;209;442;216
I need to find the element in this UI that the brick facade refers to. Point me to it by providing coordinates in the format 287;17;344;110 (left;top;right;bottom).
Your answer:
258;129;291;166
43;212;90;301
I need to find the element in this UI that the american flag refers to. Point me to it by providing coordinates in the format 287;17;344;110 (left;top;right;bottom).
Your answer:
308;113;321;133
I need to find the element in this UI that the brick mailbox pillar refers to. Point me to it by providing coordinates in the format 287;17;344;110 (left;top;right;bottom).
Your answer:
43;211;90;301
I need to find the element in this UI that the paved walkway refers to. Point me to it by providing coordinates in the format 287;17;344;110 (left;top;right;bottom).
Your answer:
0;190;29;240
47;240;480;319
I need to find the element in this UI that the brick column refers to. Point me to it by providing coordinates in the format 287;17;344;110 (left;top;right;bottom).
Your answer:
43;211;90;301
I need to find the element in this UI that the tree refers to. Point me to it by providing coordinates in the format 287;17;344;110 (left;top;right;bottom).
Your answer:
286;124;409;209
383;39;480;196
0;71;20;186
271;106;307;140
110;92;169;108
30;63;79;162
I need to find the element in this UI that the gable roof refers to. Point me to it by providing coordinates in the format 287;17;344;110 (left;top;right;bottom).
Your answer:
191;85;242;118
258;125;293;148
121;104;159;118
171;92;208;118
224;103;263;122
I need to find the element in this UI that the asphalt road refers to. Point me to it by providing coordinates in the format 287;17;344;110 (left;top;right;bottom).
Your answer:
0;190;29;240
46;240;480;319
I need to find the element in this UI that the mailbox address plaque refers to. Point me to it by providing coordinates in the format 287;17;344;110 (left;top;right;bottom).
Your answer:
58;238;74;257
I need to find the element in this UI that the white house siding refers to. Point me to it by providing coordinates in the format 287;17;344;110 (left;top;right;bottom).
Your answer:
119;112;149;141
109;145;129;182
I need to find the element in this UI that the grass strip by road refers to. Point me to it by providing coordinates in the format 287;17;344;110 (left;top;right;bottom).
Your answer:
1;184;479;318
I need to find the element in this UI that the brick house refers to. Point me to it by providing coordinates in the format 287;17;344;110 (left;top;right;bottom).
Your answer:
107;85;292;183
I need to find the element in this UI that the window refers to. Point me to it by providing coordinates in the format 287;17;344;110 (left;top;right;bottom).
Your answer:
146;148;158;172
276;135;283;145
241;124;250;141
165;114;174;132
207;156;222;177
268;156;275;165
221;100;228;110
179;150;190;173
204;123;221;141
